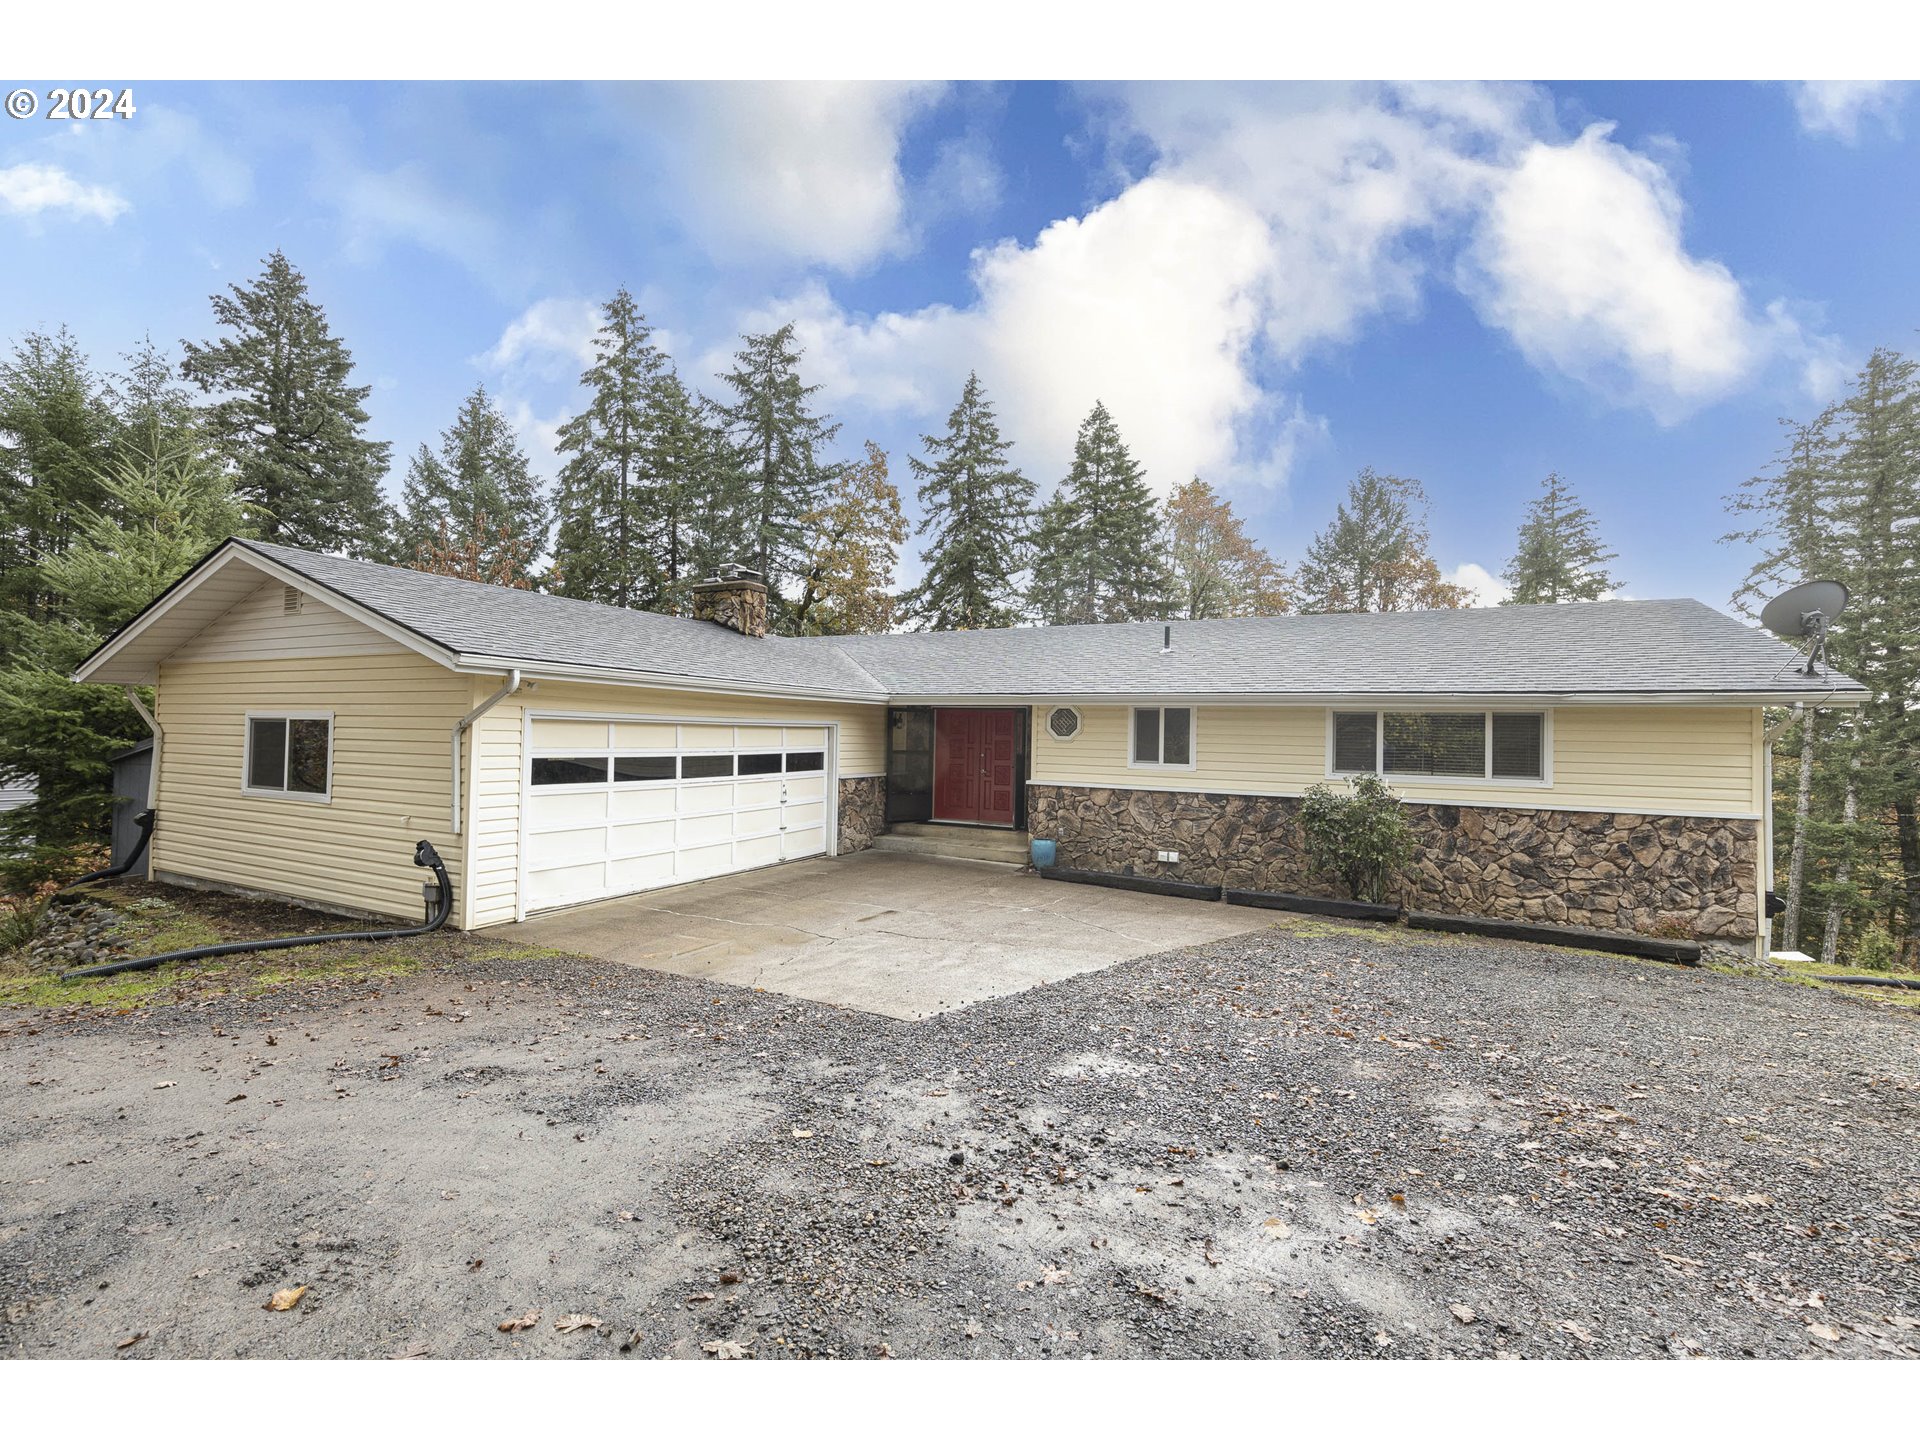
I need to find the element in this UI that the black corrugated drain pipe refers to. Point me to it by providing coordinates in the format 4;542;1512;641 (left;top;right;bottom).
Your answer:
1820;974;1920;991
56;809;156;892
61;840;452;982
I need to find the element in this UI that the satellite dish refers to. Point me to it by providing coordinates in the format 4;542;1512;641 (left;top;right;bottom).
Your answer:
1761;579;1848;677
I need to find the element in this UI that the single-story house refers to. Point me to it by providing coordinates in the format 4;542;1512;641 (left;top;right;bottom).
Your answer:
73;538;1866;957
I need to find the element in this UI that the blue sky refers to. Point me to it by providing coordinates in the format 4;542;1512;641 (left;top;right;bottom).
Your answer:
2;79;1914;608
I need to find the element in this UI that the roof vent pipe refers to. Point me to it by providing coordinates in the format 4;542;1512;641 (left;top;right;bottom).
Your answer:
1162;624;1172;653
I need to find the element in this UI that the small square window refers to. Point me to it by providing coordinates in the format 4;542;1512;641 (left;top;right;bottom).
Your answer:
245;714;331;799
1130;707;1194;768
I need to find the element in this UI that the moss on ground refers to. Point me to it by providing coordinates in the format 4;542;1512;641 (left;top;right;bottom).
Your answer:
1739;958;1920;1009
0;880;587;1015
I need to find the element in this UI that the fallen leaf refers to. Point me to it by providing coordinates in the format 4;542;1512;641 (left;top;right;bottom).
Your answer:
790;1129;814;1139
1450;1304;1477;1325
1807;1322;1843;1342
497;1309;540;1333
719;1270;743;1285
1354;1207;1380;1225
873;1341;895;1358
554;1314;601;1333
115;1332;147;1349
1040;1266;1071;1285
226;1094;247;1104
702;1339;751;1359
1262;1217;1292;1239
964;1319;982;1338
1560;1319;1596;1345
620;1329;645;1352
1888;1315;1920;1331
264;1285;307;1312
685;1292;714;1305
152;1082;175;1090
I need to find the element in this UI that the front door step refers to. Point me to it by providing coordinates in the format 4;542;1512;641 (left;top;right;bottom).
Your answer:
872;823;1029;866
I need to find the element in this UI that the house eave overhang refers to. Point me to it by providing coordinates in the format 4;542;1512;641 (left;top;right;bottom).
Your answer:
880;688;1870;709
446;655;887;706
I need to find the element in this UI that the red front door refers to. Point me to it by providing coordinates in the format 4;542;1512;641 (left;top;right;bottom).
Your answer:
932;709;1018;827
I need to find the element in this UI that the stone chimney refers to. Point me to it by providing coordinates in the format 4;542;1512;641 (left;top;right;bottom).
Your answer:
690;563;769;639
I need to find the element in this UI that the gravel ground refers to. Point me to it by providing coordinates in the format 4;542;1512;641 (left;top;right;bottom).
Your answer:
3;915;1918;1359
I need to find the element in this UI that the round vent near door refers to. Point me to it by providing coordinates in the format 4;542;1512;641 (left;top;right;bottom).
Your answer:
1047;706;1082;741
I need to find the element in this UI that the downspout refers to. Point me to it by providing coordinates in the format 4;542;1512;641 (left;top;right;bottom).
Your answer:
124;685;162;879
451;670;521;835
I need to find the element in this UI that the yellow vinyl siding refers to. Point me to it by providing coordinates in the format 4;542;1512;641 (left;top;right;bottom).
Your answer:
169;578;409;662
462;679;887;928
1031;703;1762;818
152;653;469;922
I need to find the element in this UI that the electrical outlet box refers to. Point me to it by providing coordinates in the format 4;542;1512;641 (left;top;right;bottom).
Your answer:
1156;849;1181;863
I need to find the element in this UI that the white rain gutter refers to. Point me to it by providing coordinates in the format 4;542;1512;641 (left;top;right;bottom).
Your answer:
451;670;521;834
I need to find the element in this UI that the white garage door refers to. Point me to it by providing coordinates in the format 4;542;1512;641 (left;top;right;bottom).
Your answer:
522;717;832;913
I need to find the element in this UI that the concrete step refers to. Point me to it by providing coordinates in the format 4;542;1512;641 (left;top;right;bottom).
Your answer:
871;826;1030;866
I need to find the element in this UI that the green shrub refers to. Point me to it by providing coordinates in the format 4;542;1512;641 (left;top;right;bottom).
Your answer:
1299;774;1414;905
1850;926;1899;973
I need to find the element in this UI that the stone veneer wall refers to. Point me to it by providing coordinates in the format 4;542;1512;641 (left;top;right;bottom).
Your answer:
837;776;887;855
1027;783;1759;944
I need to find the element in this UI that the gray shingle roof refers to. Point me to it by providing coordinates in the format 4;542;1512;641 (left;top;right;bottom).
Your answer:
240;540;1864;702
239;541;886;698
824;602;1866;699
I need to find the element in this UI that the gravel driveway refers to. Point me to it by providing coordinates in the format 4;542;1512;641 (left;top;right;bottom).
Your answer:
4;917;1917;1359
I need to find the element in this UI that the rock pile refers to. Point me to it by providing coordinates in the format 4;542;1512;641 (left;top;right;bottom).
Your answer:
22;896;129;974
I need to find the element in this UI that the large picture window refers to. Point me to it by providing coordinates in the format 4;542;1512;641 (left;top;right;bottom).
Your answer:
1328;710;1546;783
245;713;332;799
1130;706;1194;769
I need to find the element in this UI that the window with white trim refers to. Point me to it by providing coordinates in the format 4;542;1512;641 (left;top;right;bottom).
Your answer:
1329;710;1545;782
245;714;332;799
1130;706;1194;769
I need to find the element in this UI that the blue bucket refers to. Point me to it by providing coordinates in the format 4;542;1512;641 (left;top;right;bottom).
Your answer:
1030;838;1058;870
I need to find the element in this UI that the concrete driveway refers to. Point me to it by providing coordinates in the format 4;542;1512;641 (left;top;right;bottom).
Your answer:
505;850;1275;1020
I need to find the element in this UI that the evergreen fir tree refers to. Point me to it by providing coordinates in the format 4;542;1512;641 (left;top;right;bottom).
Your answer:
0;433;248;874
398;384;547;569
550;289;668;608
714;324;838;628
116;336;202;458
1163;476;1292;619
1500;473;1619;604
1026;401;1169;625
0;328;121;634
1296;469;1469;613
179;250;392;556
900;372;1035;630
643;373;745;615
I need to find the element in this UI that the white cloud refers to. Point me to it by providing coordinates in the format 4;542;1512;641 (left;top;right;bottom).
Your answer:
618;82;945;270
1789;81;1906;142
1444;562;1511;608
1459;124;1767;419
707;85;1838;499
483;298;603;373
0;162;128;221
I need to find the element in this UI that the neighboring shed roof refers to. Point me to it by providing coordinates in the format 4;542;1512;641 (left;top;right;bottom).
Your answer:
75;538;1868;704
